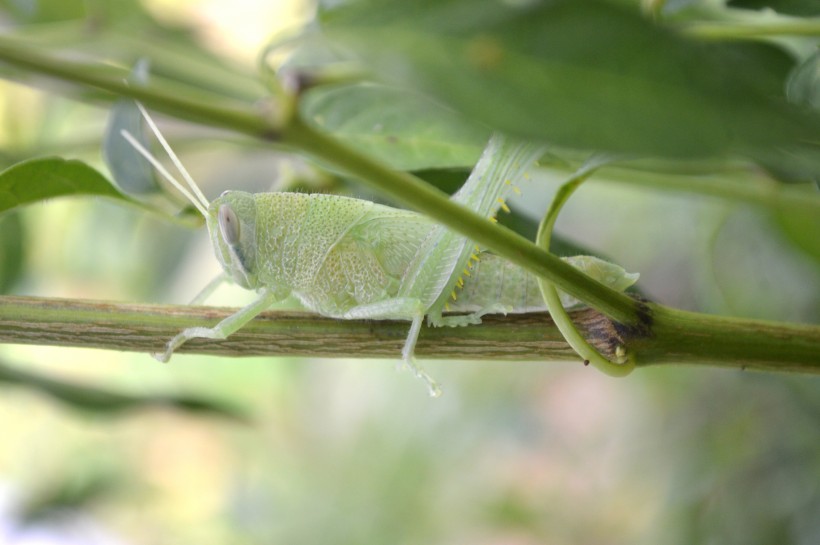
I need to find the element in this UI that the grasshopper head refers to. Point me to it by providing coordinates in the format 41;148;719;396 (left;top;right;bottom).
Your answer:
208;191;259;289
120;104;262;290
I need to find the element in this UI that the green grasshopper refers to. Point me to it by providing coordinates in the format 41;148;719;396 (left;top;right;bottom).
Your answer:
123;105;637;395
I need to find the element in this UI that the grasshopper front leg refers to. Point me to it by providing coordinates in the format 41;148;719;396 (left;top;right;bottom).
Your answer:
154;289;281;362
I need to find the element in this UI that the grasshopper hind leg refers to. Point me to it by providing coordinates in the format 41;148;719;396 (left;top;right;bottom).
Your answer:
343;298;442;397
403;315;442;398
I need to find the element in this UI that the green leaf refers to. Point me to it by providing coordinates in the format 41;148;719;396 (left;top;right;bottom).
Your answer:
756;145;820;185
0;211;24;292
301;83;489;170
0;157;132;215
322;0;818;159
773;186;820;263
786;48;820;112
104;99;159;194
103;60;160;195
413;167;470;195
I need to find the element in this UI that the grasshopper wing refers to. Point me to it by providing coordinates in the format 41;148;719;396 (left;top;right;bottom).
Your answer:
300;205;436;316
345;207;436;280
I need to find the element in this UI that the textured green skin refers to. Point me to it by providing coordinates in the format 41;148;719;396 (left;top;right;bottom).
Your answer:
156;133;638;391
207;137;637;330
208;135;548;327
449;253;638;318
155;134;549;376
210;191;435;318
209;192;639;325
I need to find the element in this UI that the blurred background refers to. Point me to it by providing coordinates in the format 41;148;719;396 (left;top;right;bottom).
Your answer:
0;0;818;544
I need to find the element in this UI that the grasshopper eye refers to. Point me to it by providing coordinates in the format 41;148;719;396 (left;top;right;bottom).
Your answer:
218;204;240;246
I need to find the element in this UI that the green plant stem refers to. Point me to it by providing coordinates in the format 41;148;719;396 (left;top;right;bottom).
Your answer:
0;296;817;373
6;21;263;101
683;19;820;40
561;162;820;217
0;296;615;361
634;304;820;373
0;37;270;138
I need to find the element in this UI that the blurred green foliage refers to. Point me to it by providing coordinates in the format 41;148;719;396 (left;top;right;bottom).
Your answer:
300;83;490;170
0;0;818;544
320;0;817;158
0;359;248;420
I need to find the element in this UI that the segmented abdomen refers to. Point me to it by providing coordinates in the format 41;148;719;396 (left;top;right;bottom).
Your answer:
449;253;546;314
450;253;640;315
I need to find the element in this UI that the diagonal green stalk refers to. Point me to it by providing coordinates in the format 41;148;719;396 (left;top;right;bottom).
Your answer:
0;37;270;138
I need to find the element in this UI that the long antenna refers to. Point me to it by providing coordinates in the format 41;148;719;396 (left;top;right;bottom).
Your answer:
121;129;209;217
134;103;210;210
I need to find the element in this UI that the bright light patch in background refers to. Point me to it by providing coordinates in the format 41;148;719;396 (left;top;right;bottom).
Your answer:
141;0;315;63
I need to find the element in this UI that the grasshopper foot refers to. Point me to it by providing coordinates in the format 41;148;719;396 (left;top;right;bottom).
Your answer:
401;316;442;397
152;326;226;364
152;350;172;363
